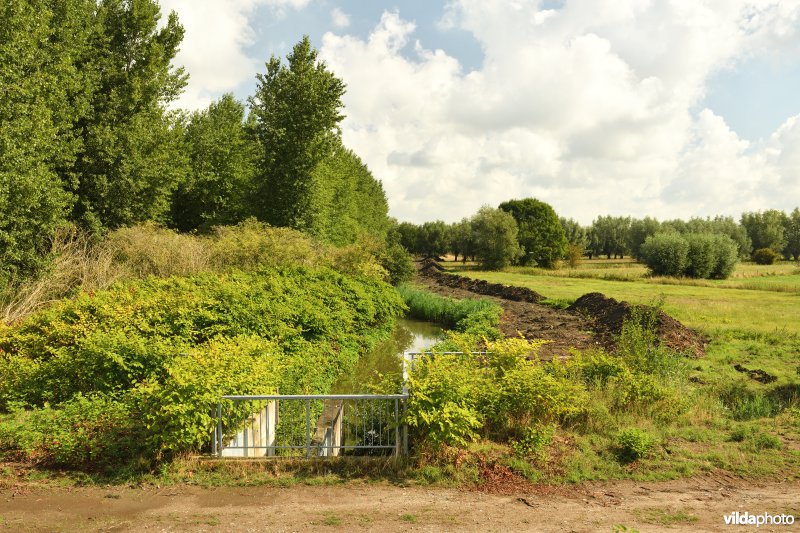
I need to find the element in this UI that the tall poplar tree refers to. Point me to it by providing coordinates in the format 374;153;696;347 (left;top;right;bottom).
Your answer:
171;94;256;232
0;0;73;278
71;0;189;231
248;36;346;230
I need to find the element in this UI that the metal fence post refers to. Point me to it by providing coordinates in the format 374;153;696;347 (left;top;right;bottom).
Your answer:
402;396;408;456
216;402;223;457
305;398;311;458
394;398;400;456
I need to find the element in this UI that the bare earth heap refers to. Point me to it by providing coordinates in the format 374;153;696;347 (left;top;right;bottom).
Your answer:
417;260;706;360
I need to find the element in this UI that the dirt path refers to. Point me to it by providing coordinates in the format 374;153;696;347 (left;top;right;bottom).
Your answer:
415;273;600;360
1;476;798;532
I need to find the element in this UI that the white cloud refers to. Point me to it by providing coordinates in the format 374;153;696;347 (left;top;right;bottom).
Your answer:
319;1;800;224
331;7;350;29
160;0;310;110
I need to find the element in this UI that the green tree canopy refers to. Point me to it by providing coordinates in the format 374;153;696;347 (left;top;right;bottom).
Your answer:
627;217;661;259
308;141;389;245
684;216;751;259
0;0;74;278
499;198;566;268
449;218;476;262
171;94;255;232
249;36;346;230
741;210;787;255
588;216;631;259
418;221;449;258
559;217;588;249
71;0;189;231
784;208;800;261
472;206;522;270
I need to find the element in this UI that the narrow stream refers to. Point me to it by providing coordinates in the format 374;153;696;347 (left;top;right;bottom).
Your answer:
331;318;443;394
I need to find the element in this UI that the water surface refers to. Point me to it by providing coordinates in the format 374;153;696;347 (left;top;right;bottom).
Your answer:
332;318;442;394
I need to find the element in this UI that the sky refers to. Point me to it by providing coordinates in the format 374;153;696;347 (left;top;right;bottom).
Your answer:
159;0;800;225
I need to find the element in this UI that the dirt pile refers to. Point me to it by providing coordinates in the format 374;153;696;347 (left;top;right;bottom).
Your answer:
568;292;707;357
418;260;546;304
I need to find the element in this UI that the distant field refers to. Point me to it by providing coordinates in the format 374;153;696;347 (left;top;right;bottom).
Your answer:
448;259;800;334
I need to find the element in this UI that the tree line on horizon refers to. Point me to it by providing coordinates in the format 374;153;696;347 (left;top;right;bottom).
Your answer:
1;0;394;284
398;202;800;273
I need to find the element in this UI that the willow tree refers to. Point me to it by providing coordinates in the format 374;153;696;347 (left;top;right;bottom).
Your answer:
499;198;567;267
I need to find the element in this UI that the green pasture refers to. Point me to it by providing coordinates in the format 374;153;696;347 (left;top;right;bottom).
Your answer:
449;260;800;335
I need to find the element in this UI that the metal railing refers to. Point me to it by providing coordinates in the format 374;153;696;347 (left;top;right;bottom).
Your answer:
213;394;408;458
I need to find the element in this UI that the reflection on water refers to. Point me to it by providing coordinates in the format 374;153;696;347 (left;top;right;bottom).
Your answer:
332;318;443;394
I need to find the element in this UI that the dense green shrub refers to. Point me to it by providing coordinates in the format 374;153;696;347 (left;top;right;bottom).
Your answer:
684;233;715;279
406;338;586;447
404;352;488;446
511;424;555;460
3;220;410;327
379;241;415;285
753;247;781;265
709;234;739;278
406;310;692;457
497;361;588;429
0;266;405;469
641;232;738;279
615;428;656;462
0;394;146;473
640;233;688;276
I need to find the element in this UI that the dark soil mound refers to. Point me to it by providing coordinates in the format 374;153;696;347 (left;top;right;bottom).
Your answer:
418;260;546;304
419;258;446;272
568;292;706;357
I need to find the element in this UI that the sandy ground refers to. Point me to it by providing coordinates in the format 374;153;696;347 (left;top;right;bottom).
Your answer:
1;475;799;532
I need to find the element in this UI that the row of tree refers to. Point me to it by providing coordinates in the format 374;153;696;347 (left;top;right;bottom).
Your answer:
397;199;565;269
1;1;391;282
398;202;800;269
568;210;800;261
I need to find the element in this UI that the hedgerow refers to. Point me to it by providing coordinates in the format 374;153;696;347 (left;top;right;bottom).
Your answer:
405;310;692;463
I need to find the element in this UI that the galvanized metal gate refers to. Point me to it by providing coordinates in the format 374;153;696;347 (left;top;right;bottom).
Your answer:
213;394;408;457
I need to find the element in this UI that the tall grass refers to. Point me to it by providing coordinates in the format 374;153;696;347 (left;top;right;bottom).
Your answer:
396;285;499;329
1;220;394;324
1;227;120;323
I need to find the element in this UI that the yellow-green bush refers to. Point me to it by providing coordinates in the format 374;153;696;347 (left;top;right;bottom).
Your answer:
0;265;405;471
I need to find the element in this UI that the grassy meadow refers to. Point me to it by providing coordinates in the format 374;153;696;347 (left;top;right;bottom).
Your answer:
449;259;800;382
449;259;800;335
430;258;800;482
